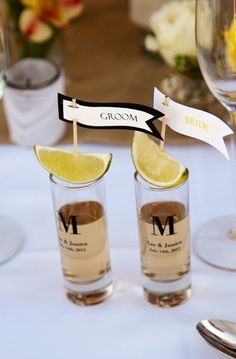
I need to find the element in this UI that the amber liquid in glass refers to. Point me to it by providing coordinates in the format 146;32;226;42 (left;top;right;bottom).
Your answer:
56;201;111;285
138;200;191;306
138;201;190;283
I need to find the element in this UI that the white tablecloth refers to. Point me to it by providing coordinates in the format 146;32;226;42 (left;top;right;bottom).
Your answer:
0;142;235;359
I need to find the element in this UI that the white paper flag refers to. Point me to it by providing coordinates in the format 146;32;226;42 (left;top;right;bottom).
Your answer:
154;88;233;160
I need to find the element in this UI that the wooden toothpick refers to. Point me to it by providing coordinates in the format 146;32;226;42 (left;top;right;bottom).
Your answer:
72;98;78;154
160;95;170;152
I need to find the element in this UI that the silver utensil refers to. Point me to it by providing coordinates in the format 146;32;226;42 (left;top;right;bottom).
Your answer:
197;319;236;358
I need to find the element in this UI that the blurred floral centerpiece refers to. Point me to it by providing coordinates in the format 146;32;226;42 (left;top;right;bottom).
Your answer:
4;0;84;59
145;0;212;106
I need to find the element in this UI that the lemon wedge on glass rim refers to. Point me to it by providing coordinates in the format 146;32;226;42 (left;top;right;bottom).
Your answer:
131;131;188;188
34;145;112;184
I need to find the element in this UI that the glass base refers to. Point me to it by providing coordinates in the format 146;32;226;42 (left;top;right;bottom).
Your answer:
144;286;191;307
194;215;236;270
0;216;24;265
64;272;113;306
142;272;191;307
160;72;214;109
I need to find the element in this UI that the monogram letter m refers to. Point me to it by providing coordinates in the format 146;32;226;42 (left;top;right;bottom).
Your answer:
58;212;80;235
151;216;176;236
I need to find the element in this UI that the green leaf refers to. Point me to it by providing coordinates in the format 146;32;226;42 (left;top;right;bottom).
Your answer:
174;55;202;78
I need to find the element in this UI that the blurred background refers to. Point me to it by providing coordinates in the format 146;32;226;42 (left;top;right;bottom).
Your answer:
0;0;227;146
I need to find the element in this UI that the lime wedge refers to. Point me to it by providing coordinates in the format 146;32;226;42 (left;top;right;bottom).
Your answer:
131;131;187;187
34;146;112;183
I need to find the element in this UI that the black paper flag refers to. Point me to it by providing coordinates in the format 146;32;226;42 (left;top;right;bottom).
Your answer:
58;93;164;140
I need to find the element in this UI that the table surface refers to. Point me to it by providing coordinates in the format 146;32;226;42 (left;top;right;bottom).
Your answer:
0;141;235;359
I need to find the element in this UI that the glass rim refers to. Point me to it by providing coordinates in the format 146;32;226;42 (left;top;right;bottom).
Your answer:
5;59;60;90
134;171;189;192
49;174;104;190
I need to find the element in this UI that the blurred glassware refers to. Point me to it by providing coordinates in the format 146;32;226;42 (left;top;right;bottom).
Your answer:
194;0;236;270
144;0;214;108
0;14;24;264
3;58;66;146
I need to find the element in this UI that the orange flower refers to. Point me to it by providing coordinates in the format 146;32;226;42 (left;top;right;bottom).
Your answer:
19;0;83;42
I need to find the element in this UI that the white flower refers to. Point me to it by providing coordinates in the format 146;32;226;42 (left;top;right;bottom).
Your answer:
145;0;196;67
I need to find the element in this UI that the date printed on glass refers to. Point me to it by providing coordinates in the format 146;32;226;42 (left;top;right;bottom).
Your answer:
139;201;190;281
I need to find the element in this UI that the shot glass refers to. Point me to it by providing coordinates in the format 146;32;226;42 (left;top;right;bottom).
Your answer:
50;175;113;305
134;172;191;307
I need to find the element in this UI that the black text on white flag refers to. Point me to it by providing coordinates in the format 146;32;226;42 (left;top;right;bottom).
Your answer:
58;94;164;140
